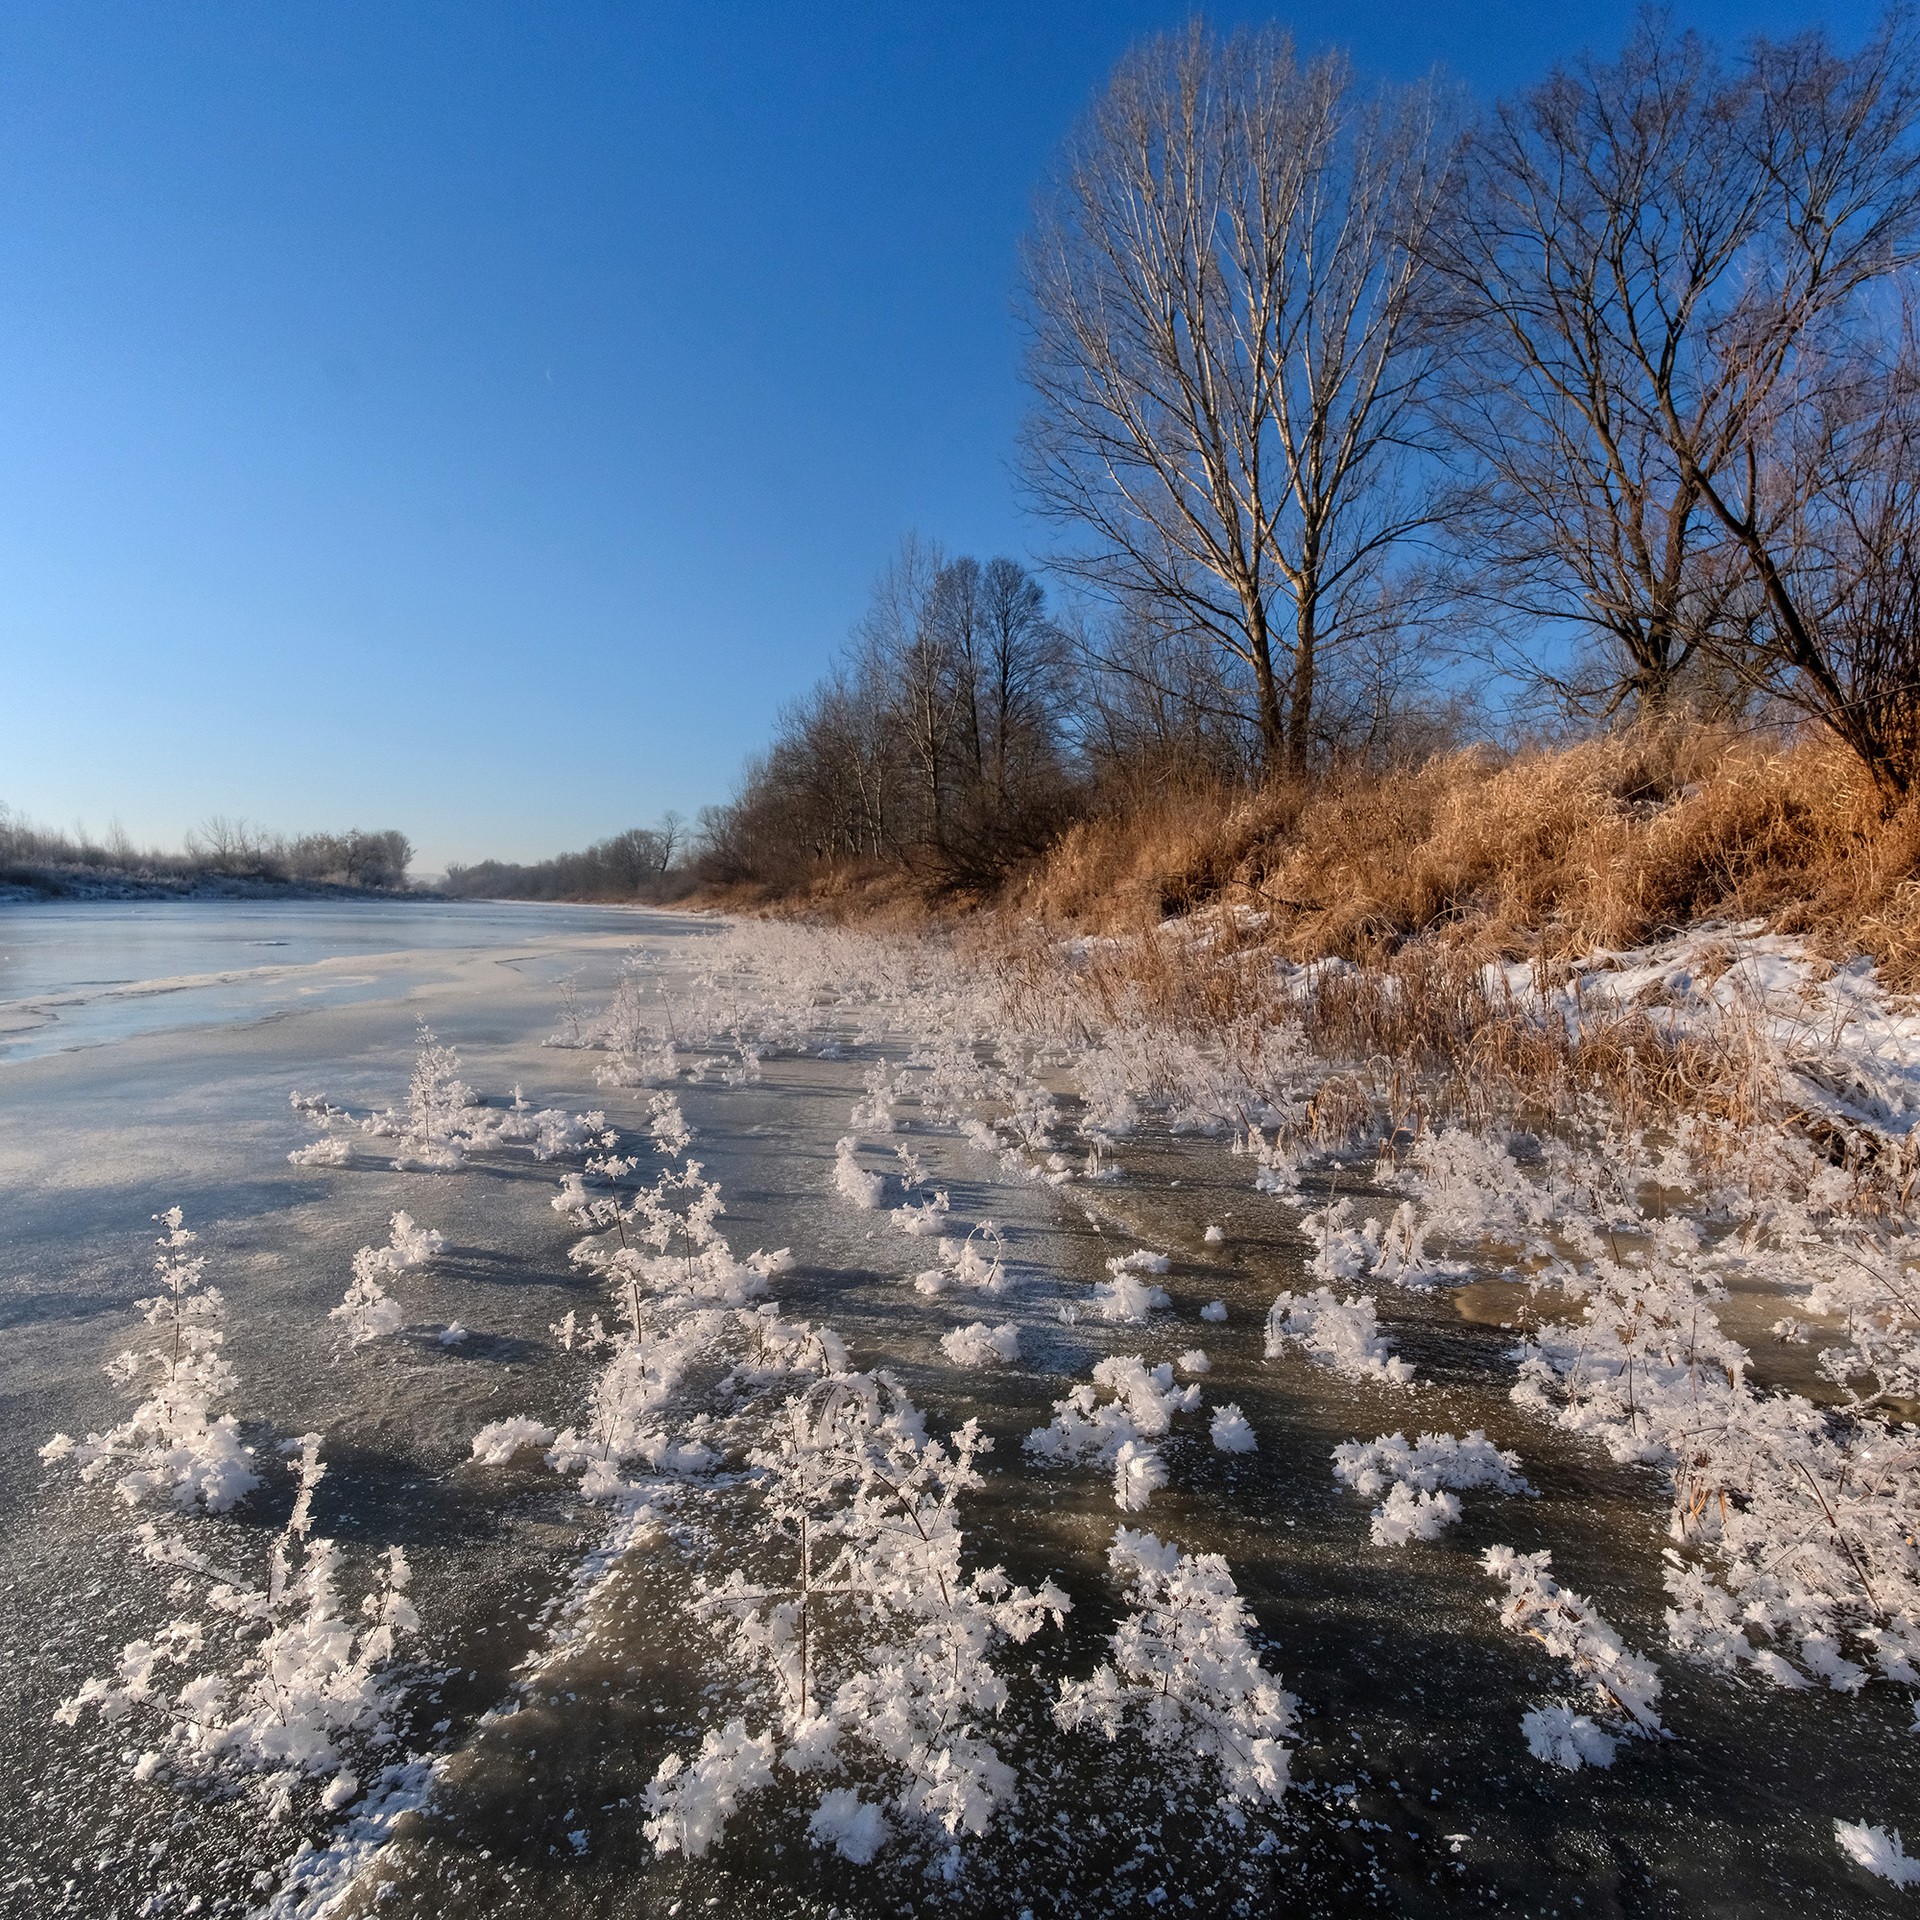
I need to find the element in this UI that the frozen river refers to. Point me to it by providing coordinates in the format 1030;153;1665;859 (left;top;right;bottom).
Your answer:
0;899;664;1059
2;900;1913;1919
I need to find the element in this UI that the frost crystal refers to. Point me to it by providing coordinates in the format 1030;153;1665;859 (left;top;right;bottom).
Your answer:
1836;1819;1920;1886
1265;1288;1414;1386
939;1321;1020;1367
833;1136;887;1210
1026;1357;1202;1510
41;1209;258;1513
1482;1546;1663;1767
1332;1430;1531;1545
1056;1528;1296;1805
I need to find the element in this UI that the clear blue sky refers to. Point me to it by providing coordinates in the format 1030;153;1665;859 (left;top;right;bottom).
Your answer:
0;0;1878;872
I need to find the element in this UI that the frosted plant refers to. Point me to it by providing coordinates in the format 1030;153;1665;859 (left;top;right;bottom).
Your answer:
1265;1289;1414;1387
387;1025;474;1171
1201;1300;1228;1323
1405;1128;1557;1255
1112;1439;1169;1510
732;1308;849;1386
1056;1528;1296;1806
892;1189;951;1236
1509;1210;1920;1698
1481;1546;1664;1768
939;1321;1020;1367
1210;1405;1257;1453
503;1155;789;1500
913;1223;1009;1297
644;1721;776;1860
1204;1223;1225;1244
1302;1198;1377;1286
580;962;680;1085
1176;1348;1211;1375
42;1209;257;1513
1088;1250;1171;1322
1835;1820;1920;1886
329;1212;445;1347
644;1374;1068;1863
470;1415;559;1464
1302;1196;1451;1293
1026;1356;1201;1511
1331;1431;1532;1547
1511;1216;1739;1467
850;1060;901;1133
833;1136;887;1210
55;1437;417;1820
647;1091;692;1159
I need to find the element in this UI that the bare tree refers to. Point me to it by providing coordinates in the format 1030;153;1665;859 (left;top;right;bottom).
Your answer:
854;536;957;860
1727;321;1920;792
1020;22;1453;775
654;811;687;871
1436;14;1920;725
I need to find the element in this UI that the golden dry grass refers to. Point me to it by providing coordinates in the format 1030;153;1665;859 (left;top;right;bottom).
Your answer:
1007;720;1920;984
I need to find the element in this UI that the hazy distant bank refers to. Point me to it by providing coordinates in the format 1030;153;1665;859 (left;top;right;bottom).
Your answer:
1;811;416;903
0;865;419;905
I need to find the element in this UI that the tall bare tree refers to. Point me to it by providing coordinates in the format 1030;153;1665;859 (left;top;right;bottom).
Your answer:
1020;23;1453;775
1435;14;1920;722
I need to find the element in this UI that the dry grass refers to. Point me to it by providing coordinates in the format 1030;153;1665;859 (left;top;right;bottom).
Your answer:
1007;719;1920;984
974;909;1774;1149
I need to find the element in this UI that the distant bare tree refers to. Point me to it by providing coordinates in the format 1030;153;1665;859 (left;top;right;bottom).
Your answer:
1021;22;1454;775
854;536;955;859
654;811;687;871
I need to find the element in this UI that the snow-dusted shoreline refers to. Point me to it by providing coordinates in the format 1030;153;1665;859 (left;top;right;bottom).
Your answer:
9;906;1920;1916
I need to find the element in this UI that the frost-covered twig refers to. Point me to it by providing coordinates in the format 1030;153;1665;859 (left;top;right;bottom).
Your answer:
1481;1546;1663;1769
42;1209;258;1512
644;1373;1068;1864
54;1438;418;1821
1056;1527;1295;1806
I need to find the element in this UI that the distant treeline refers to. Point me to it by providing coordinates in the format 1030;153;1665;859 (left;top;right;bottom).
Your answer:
0;808;414;892
441;820;697;903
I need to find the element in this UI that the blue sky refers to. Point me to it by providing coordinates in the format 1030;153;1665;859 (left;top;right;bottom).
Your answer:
0;0;1878;872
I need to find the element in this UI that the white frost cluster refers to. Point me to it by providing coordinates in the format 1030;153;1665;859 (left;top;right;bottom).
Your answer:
1092;1254;1171;1323
1836;1820;1920;1886
1482;1546;1664;1769
1025;1356;1202;1511
833;1136;888;1210
1056;1527;1296;1806
940;1321;1020;1367
1265;1287;1414;1386
41;1209;258;1513
329;1211;446;1347
1331;1430;1532;1546
913;1223;1009;1297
